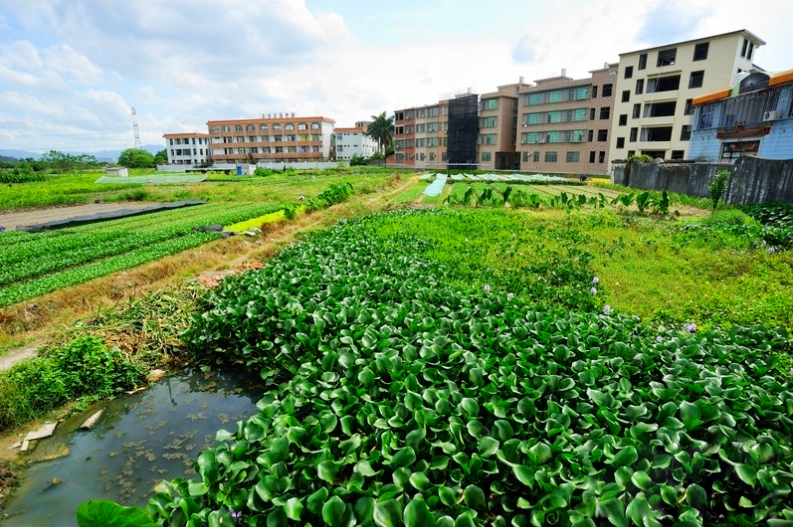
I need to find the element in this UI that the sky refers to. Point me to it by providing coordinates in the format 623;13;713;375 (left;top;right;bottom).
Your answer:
0;0;791;153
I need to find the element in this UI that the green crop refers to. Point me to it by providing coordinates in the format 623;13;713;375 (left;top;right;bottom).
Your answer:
143;210;793;527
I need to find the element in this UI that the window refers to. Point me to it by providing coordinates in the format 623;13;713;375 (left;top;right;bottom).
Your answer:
622;90;630;103
479;134;496;145
657;48;676;66
480;116;497;128
482;152;492;162
635;79;644;94
533;152;540;162
602;84;613;97
597;129;608;141
545;151;557;162
311;122;321;129
549;90;563;103
210;127;219;133
429;152;436;161
638;53;647;70
643;101;676;117
680;125;691;141
522;151;530;162
684;99;693;115
629;127;638;142
589;151;596;163
235;125;243;132
298;123;307;130
547;131;561;143
170;149;174;155
633;104;641;118
527;93;543;105
524;113;542;125
592;86;598;98
689;71;704;89
273;124;282;131
627;150;635;158
640;126;673;141
587;130;594;142
566;151;580;163
747;42;754;60
671;150;685;160
169;138;173;145
619;114;628;126
600;107;610;119
245;125;254;132
599;151;605;163
548;111;562;123
625;66;633;79
741;38;748;58
222;125;230;132
573;108;587;121
482;98;497;110
260;124;268;130
590;108;595;120
647;75;680;93
285;123;295;131
693;42;709;61
616;137;625;148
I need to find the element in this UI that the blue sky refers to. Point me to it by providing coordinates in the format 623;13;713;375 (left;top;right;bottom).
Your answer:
0;0;791;153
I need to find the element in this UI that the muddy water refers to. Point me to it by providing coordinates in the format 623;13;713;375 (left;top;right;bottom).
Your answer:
2;371;262;527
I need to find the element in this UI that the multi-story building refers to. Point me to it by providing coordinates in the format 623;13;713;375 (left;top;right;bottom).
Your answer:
609;30;766;165
207;115;335;164
689;69;793;161
394;100;449;168
334;126;378;161
516;64;618;174
163;133;211;165
478;82;522;170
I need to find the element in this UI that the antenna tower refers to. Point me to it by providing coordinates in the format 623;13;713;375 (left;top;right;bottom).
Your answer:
131;107;142;149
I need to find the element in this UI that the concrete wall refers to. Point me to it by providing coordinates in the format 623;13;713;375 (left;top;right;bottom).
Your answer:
612;156;793;204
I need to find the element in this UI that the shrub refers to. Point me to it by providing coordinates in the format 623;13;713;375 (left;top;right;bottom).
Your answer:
709;169;731;211
254;167;276;177
349;154;369;166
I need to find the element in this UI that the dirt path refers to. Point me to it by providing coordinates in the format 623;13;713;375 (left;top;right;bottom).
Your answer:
0;346;37;371
0;202;157;231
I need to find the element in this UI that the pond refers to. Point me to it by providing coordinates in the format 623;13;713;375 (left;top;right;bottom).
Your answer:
2;370;262;527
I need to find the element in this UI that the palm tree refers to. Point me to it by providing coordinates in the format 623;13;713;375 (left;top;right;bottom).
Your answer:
366;112;394;157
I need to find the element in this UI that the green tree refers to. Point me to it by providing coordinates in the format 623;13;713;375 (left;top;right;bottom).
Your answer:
118;148;154;168
366;112;394;157
153;149;168;165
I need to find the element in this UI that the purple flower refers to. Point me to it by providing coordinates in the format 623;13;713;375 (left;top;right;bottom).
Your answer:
593;276;600;285
483;284;491;293
590;287;597;294
684;323;697;333
603;305;611;315
656;336;663;343
229;508;243;524
507;292;514;300
768;246;776;254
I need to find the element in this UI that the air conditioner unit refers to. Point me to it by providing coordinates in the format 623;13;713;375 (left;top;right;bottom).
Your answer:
763;110;778;121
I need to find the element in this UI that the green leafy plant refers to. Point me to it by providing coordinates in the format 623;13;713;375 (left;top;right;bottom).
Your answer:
77;500;155;527
635;191;651;213
709;169;731;211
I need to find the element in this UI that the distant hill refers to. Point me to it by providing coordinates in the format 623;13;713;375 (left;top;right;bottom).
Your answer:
0;145;162;163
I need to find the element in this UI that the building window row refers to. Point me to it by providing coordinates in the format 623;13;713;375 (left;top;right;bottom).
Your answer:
523;86;589;106
480;98;498;111
212;134;322;144
522;108;588;126
210;122;321;134
170;148;204;156
520;129;586;144
168;137;207;146
480;116;497;128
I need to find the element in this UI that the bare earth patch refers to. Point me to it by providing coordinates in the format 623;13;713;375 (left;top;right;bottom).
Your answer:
0;202;156;231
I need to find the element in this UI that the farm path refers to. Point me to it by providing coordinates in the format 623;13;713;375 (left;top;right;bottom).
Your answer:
0;202;156;231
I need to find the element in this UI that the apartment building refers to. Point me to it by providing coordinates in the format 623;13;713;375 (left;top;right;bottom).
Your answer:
517;64;618;174
207;115;335;164
394;101;449;168
689;69;793;161
334;127;378;161
163;132;210;165
478;82;521;170
609;30;766;165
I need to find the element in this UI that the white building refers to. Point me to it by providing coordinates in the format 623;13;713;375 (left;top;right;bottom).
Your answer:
163;132;211;165
609;29;766;166
334;127;378;161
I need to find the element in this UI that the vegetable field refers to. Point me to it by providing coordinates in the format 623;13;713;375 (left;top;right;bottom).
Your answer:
0;203;281;308
142;208;793;527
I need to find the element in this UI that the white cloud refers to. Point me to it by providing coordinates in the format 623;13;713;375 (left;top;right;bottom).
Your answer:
43;44;102;84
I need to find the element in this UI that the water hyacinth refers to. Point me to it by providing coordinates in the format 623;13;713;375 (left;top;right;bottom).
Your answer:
590;287;597;294
507;292;514;300
685;323;697;333
656;335;664;343
768;246;776;254
483;284;491;293
592;276;600;285
602;305;611;315
229;508;243;525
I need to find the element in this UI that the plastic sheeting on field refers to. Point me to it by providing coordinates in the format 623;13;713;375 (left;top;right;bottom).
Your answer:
424;173;577;184
422;174;447;197
94;174;209;184
17;200;207;231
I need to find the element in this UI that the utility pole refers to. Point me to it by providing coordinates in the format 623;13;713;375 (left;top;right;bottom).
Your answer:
131;107;142;149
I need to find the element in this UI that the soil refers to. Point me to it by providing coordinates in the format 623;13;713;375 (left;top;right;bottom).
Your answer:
0;202;156;231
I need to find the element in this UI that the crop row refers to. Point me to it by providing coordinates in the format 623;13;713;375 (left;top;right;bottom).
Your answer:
145;209;793;527
0;232;219;308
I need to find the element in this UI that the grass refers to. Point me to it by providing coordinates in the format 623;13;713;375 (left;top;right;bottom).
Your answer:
373;208;793;331
0;167;406;212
